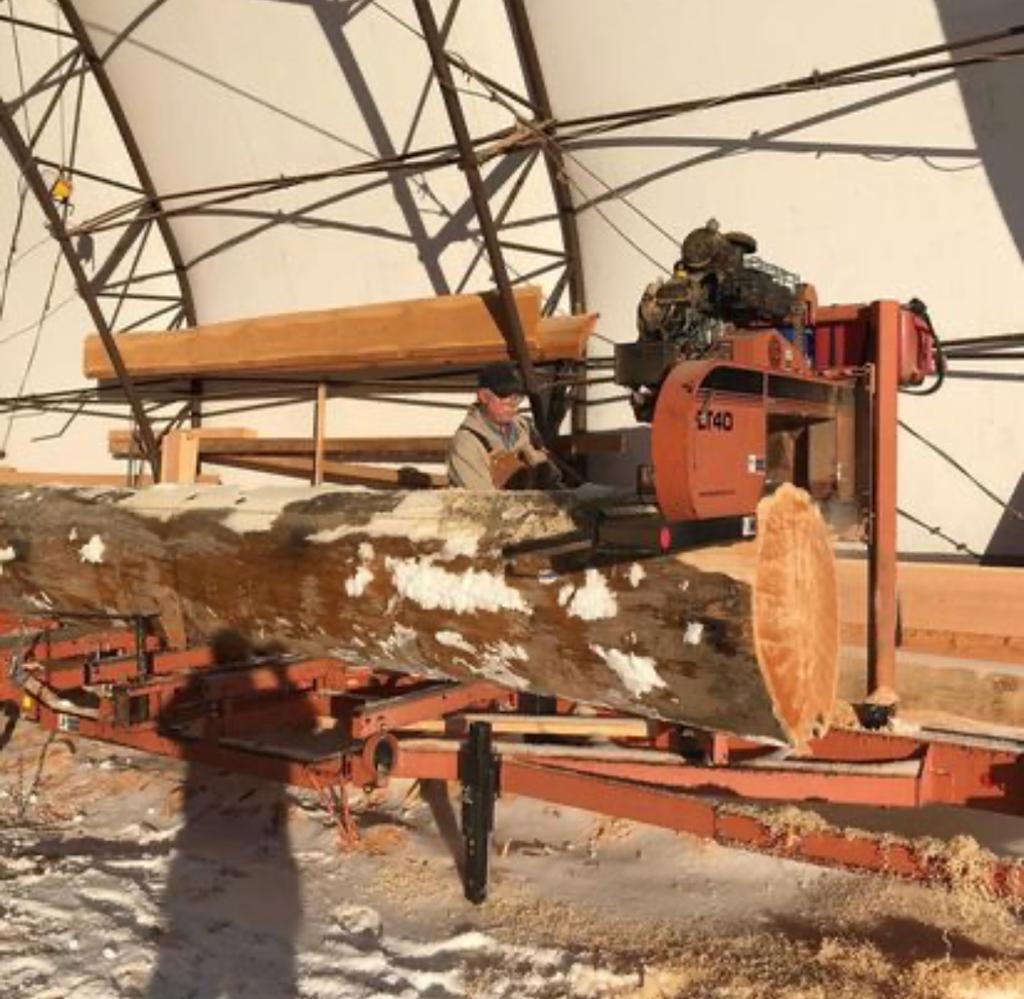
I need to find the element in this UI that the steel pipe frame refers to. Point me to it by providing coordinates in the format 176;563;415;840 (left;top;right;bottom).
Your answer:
0;91;163;477
6;5;585;447
0;5;199;473
413;0;553;437
56;0;200;434
0;13;78;42
503;0;585;317
503;0;589;439
55;1;196;329
0;10;176;474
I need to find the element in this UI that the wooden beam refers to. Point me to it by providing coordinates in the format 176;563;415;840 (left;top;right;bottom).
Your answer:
159;430;200;485
552;430;626;457
110;430;627;463
109;426;256;458
85;288;597;381
678;543;1024;665
0;466;220;486
312;384;327;487
400;714;654;738
838;645;1024;732
203;453;446;489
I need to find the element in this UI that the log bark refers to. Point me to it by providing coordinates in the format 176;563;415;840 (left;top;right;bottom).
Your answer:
0;483;837;745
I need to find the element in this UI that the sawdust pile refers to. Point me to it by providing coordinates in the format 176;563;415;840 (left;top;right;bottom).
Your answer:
717;801;1024;914
472;885;1024;998
4;726;1024;998
373;852;464;911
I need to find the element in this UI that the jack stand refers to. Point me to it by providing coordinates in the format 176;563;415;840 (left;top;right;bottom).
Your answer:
460;720;497;904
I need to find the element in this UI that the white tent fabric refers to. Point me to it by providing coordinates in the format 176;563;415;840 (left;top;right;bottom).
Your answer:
71;0;563;321
1;0;1021;557
523;0;1023;559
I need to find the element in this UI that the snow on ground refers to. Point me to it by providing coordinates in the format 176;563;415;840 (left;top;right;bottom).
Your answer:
2;722;1023;998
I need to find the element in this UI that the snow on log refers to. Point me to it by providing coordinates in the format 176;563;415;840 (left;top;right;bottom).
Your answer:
0;483;837;745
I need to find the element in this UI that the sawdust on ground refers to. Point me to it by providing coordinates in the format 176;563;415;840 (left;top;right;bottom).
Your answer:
3;725;1024;998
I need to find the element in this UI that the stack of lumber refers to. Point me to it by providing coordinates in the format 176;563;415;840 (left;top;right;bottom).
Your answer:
84;286;596;382
678;541;1024;731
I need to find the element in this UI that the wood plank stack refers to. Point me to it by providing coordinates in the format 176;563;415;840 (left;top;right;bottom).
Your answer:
84;286;597;382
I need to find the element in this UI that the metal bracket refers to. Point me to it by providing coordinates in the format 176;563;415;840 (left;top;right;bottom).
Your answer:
459;720;497;904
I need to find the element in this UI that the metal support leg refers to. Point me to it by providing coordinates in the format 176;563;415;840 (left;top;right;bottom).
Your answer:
868;300;900;697
459;720;497;904
313;383;327;486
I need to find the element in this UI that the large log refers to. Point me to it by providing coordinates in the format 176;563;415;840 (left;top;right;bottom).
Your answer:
0;483;838;745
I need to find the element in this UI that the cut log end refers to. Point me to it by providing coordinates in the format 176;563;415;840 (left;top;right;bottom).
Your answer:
753;483;840;747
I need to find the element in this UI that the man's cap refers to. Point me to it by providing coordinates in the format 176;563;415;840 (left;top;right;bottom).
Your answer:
477;361;524;398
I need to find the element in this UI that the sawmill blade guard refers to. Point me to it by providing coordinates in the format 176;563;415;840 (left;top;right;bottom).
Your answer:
649;359;857;522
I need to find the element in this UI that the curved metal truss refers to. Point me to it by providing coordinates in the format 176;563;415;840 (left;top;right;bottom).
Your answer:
56;0;197;328
0;4;205;474
6;4;1012;476
0;1;589;467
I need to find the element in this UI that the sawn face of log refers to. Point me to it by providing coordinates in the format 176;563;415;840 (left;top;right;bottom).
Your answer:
0;485;832;745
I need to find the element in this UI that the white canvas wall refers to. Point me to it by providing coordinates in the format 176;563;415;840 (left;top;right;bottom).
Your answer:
1;0;1021;557
527;0;1024;559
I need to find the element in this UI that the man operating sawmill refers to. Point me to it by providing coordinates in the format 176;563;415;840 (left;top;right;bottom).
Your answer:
446;361;565;491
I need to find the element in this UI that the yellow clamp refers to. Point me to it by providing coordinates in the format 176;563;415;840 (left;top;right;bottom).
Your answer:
49;173;73;204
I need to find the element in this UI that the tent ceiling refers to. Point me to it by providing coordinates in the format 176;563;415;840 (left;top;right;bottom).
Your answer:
1;0;1022;557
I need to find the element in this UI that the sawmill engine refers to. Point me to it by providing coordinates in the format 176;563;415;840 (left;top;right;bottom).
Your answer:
618;219;812;421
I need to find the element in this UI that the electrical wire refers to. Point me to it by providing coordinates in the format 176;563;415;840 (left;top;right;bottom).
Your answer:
1;244;64;453
899;419;1024;523
898;298;945;396
897;507;980;559
0;184;29;321
54;4;67;166
7;0;32;136
0;289;78;345
1;0;36;324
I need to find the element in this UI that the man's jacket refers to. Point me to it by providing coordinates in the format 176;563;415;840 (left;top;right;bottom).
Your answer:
446;405;561;490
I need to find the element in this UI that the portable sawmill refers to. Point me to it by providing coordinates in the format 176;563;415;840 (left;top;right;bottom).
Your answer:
617;218;936;530
613;218;940;703
1;223;1020;907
